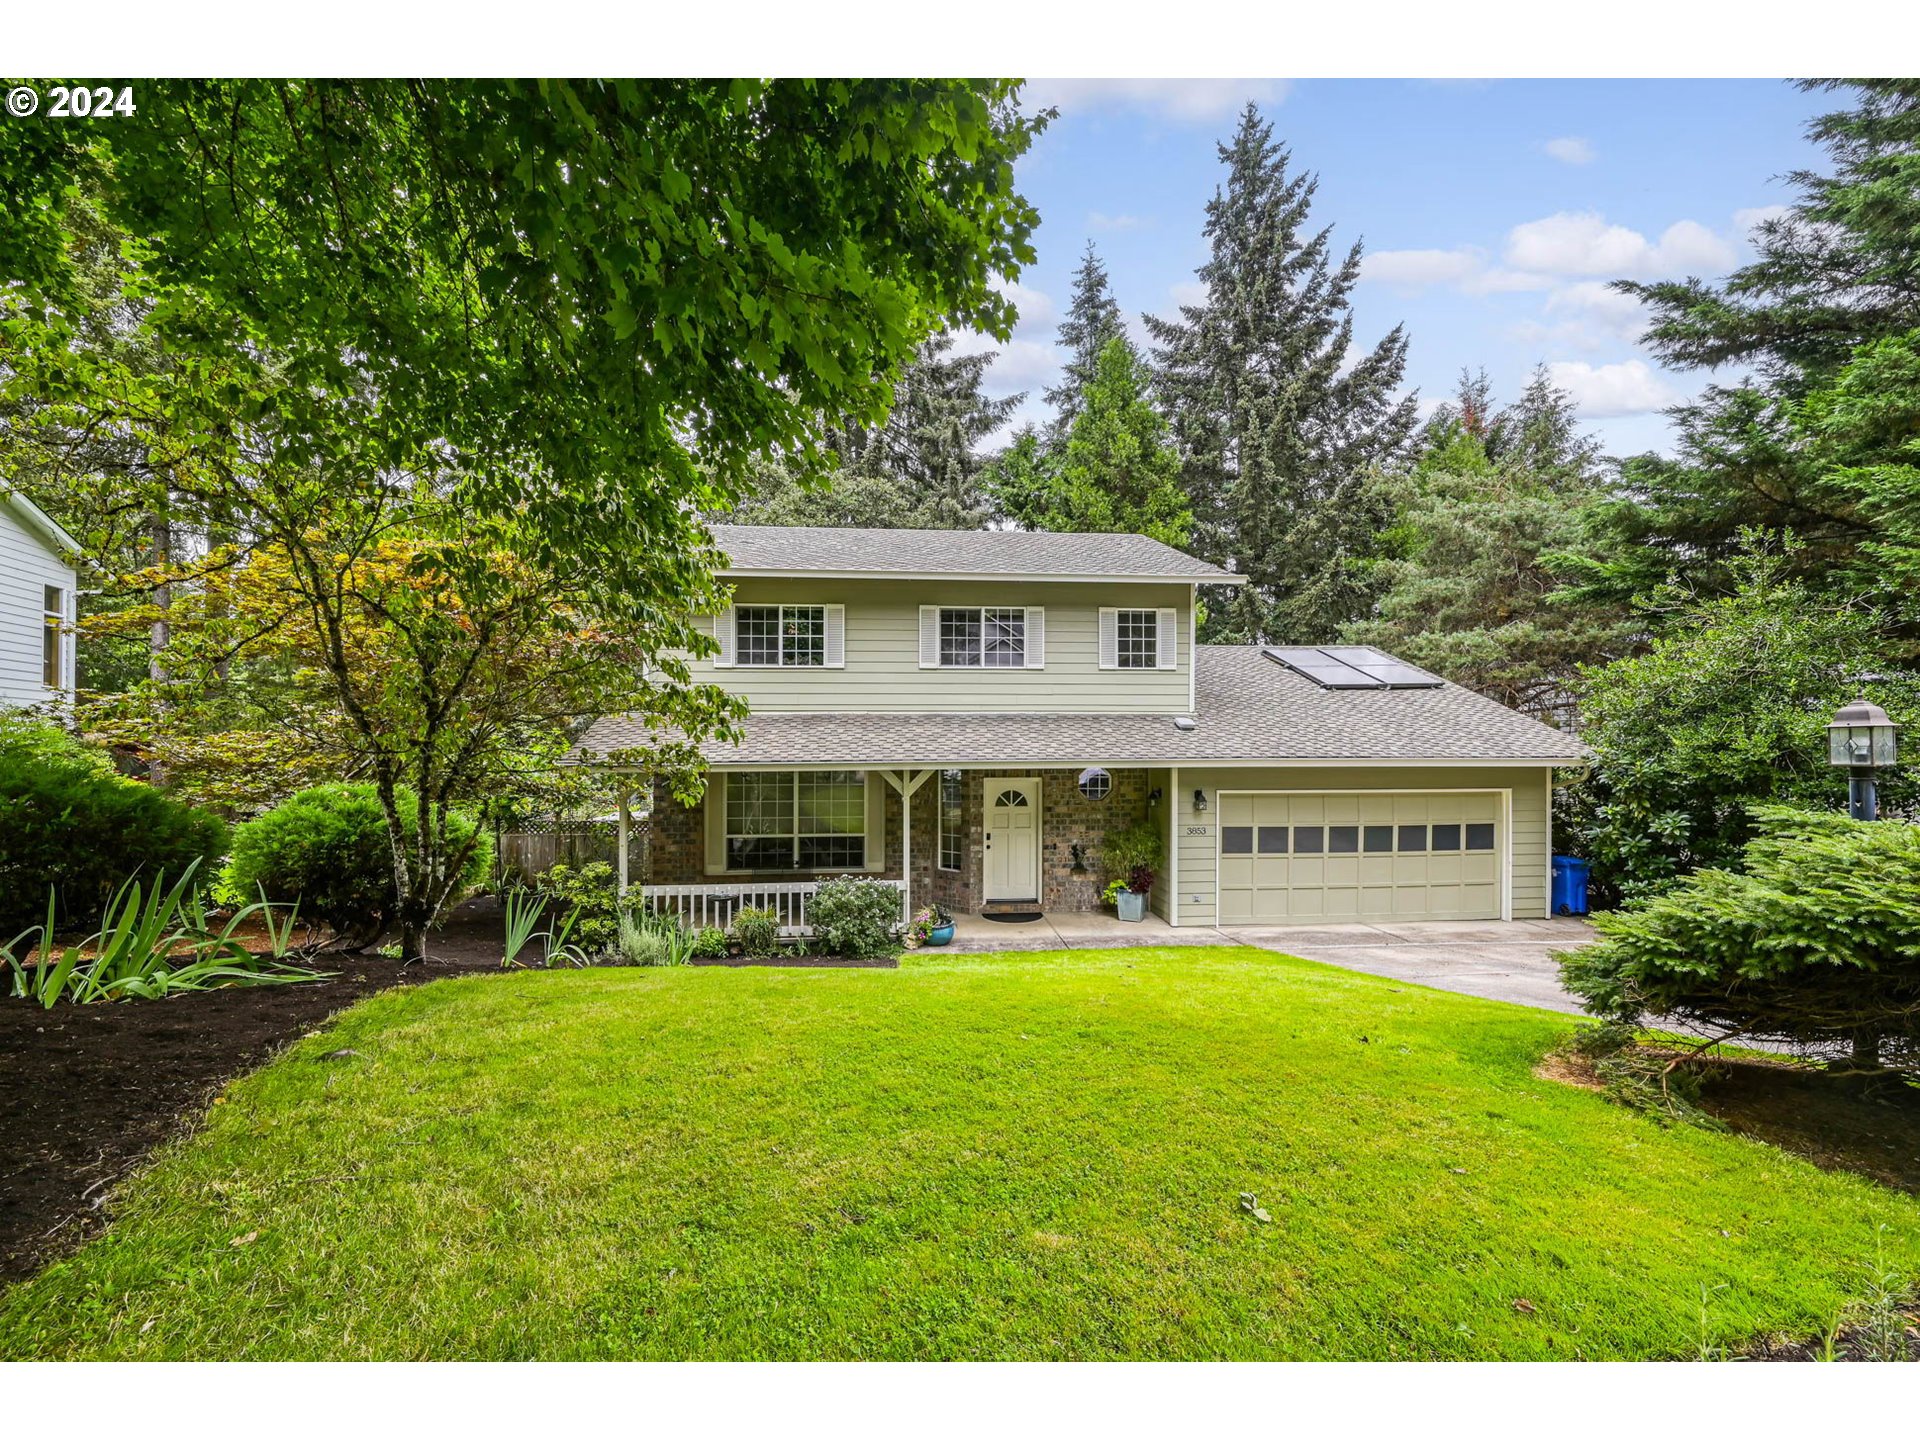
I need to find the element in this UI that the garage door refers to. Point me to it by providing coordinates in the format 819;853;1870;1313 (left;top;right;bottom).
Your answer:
1216;792;1503;924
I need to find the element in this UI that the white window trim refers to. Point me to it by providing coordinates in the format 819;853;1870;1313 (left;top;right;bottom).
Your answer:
1100;606;1176;671
723;603;844;670
42;583;69;693
925;605;1044;670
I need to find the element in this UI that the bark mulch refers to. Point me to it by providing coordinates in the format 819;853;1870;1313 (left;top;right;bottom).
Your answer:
0;903;507;1283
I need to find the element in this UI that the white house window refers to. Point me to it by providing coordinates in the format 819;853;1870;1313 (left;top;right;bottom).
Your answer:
42;585;65;689
938;769;964;871
1116;610;1158;669
724;770;867;871
1099;606;1177;670
735;605;826;667
940;606;1025;668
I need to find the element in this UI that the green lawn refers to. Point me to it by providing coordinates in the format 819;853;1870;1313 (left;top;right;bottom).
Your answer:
3;946;1915;1360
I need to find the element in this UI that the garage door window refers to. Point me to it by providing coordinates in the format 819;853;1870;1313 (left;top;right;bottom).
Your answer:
1432;824;1461;851
1222;826;1253;854
1466;823;1496;851
1293;826;1324;854
1328;825;1358;853
1397;825;1428;852
1363;825;1393;853
1257;826;1288;854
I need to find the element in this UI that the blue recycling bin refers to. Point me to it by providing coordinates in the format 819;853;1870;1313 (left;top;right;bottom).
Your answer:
1551;855;1590;916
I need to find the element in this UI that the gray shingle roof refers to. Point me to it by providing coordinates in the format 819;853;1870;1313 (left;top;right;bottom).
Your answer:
711;524;1244;583
578;646;1590;767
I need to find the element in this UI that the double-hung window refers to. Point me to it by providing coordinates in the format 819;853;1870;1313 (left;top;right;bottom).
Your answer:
723;770;868;871
920;606;1044;669
42;585;66;690
718;604;843;668
1099;606;1179;670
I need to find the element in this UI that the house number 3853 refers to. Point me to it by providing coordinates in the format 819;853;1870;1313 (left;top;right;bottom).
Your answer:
1184;825;1211;836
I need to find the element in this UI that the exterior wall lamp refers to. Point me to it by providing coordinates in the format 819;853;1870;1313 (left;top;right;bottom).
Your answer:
1827;697;1900;821
1192;789;1208;814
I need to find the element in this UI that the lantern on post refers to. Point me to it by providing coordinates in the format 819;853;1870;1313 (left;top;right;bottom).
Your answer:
1826;698;1900;821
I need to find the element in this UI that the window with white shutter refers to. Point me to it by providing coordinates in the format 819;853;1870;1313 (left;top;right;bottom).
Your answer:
824;604;845;668
1024;608;1045;668
714;605;736;667
1097;608;1119;669
919;606;940;669
1156;607;1178;669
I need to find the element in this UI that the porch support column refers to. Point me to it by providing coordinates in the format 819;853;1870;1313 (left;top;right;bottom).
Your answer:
616;784;632;898
878;769;936;928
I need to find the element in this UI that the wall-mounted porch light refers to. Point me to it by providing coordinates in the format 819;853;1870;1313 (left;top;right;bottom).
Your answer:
1192;789;1208;813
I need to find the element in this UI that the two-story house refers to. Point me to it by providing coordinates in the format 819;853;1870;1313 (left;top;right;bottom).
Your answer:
0;485;80;712
579;525;1589;934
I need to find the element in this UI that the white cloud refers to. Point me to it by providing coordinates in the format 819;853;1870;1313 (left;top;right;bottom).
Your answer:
1089;211;1150;231
1546;359;1680;418
1733;203;1791;237
1543;136;1595;165
992;279;1055;331
1168;279;1209;310
1362;248;1483;288
1504;211;1735;279
1543;280;1649;341
949;335;1063;397
1022;79;1290;124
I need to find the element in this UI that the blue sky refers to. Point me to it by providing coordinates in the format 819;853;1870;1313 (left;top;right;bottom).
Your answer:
968;78;1825;456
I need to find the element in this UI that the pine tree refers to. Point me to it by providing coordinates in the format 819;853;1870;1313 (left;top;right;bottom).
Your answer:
990;336;1191;546
1146;104;1417;643
732;332;1020;529
1044;241;1127;432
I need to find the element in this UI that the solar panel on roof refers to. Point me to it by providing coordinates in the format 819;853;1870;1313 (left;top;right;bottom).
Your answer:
1263;645;1444;690
1320;646;1444;688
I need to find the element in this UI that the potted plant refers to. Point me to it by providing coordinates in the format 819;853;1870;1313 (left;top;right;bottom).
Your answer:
910;904;955;946
1100;821;1163;923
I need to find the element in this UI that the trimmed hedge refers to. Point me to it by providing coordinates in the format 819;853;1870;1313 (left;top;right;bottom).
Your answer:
0;726;228;933
221;783;490;947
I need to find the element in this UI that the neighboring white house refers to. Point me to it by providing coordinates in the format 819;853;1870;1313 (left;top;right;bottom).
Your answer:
0;486;81;710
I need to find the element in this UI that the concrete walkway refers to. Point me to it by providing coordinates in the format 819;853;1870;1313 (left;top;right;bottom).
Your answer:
1229;918;1597;1014
942;910;1596;1013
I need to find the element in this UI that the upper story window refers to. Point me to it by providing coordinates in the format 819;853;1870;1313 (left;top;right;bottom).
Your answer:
718;603;843;669
42;585;65;689
920;605;1045;670
1099;606;1178;671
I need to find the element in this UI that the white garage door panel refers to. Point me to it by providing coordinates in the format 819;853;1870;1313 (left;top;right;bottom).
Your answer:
1217;791;1503;925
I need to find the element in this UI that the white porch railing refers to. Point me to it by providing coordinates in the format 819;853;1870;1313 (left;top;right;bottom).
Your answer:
641;880;907;937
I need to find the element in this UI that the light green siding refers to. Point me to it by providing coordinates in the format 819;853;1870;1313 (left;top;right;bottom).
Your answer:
1167;766;1555;926
694;578;1193;714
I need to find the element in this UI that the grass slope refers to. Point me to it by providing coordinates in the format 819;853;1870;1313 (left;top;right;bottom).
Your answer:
2;947;1914;1360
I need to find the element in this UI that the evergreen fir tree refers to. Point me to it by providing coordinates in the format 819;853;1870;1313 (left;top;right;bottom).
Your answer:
1146;104;1417;643
1043;241;1127;432
731;332;1019;529
989;336;1191;547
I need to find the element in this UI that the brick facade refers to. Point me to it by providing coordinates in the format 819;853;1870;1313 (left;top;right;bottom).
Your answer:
645;767;1163;917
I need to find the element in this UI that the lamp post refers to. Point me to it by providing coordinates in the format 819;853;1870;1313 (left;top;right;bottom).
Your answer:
1826;698;1900;821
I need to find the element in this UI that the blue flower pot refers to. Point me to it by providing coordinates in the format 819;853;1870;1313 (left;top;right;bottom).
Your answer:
926;922;956;946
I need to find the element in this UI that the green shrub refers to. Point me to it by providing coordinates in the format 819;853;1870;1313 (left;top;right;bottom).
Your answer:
0;726;227;932
536;861;622;957
691;925;728;959
729;905;781;957
221;784;490;948
807;876;901;958
618;909;696;967
1559;806;1920;1072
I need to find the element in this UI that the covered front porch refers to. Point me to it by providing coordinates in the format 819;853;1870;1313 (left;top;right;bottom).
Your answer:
606;763;1173;936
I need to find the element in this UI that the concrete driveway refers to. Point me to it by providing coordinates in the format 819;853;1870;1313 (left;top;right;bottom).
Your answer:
1229;918;1597;1014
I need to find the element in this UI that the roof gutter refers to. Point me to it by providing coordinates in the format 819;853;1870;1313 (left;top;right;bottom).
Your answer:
2;488;82;556
718;568;1250;586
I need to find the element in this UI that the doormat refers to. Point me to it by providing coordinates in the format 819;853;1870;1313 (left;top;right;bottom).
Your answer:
980;910;1044;924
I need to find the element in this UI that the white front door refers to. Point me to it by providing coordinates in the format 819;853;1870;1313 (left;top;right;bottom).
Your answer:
984;778;1041;902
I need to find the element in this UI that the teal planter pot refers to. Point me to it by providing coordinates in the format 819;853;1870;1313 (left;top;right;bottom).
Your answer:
926;922;956;946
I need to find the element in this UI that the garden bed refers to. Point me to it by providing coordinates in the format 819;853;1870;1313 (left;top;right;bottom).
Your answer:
0;901;507;1282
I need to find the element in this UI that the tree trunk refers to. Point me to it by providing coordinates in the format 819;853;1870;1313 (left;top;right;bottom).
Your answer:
146;510;173;785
